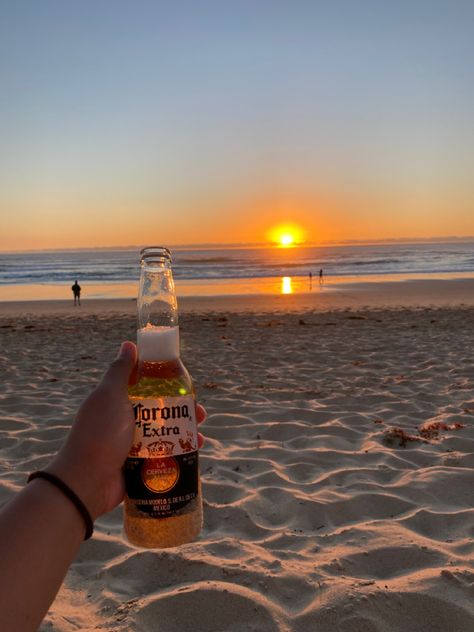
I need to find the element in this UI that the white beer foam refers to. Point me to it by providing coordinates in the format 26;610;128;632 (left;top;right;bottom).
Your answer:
137;325;180;362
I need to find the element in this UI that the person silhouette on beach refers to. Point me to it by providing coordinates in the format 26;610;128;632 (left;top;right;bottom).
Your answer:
309;271;313;289
319;269;324;284
71;280;81;306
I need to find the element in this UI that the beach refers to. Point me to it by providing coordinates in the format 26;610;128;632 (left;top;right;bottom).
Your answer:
0;281;473;631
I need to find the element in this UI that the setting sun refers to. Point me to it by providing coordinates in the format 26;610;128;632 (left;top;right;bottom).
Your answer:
267;224;305;248
280;234;294;246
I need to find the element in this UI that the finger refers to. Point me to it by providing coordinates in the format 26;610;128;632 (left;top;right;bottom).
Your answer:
102;341;137;389
197;432;205;448
196;403;207;424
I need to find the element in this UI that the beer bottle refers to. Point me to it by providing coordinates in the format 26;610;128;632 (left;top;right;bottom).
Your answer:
124;247;202;547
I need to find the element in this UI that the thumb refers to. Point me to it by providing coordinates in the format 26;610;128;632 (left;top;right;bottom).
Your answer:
102;341;137;388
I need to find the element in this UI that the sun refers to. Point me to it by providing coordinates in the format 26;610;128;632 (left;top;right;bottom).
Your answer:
279;234;294;247
267;223;305;248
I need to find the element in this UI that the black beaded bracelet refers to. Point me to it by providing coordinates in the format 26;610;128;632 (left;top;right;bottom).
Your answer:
27;471;94;540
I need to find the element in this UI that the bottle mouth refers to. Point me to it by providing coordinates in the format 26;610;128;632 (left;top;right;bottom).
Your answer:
140;246;172;265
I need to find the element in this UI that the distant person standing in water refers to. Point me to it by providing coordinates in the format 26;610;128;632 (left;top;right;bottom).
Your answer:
71;280;81;306
319;269;324;284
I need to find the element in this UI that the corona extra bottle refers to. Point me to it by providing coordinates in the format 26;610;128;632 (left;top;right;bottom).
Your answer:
124;247;202;547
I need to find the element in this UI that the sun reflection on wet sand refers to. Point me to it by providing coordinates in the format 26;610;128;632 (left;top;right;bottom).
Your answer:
2;272;474;302
281;276;293;294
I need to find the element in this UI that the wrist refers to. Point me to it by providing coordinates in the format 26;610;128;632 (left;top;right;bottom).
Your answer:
45;458;104;523
25;477;87;542
28;471;94;540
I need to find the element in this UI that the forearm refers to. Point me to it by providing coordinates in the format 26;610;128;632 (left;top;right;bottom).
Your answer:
0;479;85;632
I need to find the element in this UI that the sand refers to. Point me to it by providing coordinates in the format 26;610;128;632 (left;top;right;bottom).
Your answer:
2;277;474;315
0;285;473;631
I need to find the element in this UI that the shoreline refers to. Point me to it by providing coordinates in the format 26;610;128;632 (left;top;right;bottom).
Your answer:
1;277;474;314
1;271;474;303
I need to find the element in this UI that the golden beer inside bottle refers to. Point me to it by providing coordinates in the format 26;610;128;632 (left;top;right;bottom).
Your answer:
125;358;203;548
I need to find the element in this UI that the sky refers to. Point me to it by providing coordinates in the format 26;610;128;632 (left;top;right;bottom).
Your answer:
0;0;473;250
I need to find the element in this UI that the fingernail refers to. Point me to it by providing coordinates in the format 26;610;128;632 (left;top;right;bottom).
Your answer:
117;341;134;359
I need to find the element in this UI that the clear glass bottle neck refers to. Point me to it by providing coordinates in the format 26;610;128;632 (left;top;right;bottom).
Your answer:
137;248;179;361
138;248;178;329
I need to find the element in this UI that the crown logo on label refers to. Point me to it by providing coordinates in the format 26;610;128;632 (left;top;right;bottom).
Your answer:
147;440;175;456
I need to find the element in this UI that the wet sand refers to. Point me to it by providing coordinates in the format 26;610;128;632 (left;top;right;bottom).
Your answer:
1;276;474;315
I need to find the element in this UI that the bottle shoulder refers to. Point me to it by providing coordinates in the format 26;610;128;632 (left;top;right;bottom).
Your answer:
128;358;194;398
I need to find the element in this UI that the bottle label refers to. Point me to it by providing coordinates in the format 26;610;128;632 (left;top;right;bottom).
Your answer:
124;395;199;518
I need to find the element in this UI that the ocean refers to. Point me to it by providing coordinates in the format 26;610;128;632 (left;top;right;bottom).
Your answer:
1;242;474;300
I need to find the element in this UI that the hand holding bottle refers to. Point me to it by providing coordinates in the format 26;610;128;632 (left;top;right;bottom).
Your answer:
48;341;206;522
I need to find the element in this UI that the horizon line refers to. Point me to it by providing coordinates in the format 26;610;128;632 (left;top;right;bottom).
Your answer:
1;235;474;254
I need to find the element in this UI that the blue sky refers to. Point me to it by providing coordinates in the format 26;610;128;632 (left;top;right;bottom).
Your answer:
1;1;473;249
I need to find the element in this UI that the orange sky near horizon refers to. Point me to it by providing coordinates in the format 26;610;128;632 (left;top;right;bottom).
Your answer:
2;187;473;252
